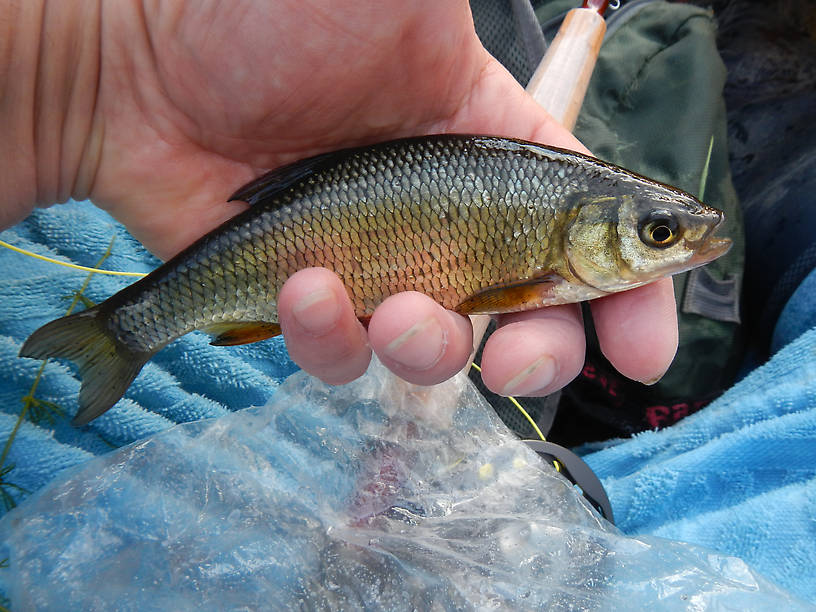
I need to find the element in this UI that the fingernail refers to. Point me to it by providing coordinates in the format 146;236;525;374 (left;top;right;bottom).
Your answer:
640;370;667;386
292;288;341;336
501;355;556;396
384;316;447;371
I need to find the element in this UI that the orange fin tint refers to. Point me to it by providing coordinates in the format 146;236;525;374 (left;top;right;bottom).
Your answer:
205;321;282;346
455;274;562;315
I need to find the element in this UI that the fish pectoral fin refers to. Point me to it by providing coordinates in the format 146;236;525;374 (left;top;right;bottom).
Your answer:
454;274;563;315
204;321;282;346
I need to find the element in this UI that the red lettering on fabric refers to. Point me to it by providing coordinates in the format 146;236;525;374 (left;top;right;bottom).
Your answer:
673;403;689;420
646;400;710;429
582;362;620;398
646;405;671;428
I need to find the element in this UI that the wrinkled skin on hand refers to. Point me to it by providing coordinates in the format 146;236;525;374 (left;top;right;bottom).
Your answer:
19;0;679;395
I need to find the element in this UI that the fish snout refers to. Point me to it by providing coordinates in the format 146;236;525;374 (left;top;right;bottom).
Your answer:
688;210;732;265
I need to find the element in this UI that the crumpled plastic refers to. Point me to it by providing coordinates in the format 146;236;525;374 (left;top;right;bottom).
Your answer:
0;359;809;610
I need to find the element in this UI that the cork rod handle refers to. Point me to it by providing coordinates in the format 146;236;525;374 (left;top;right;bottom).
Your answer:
526;7;606;131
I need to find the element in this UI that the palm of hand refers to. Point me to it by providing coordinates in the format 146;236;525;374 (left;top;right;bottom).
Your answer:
91;1;571;258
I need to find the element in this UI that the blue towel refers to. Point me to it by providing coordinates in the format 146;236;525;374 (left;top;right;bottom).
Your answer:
581;323;816;602
1;201;815;603
0;201;298;498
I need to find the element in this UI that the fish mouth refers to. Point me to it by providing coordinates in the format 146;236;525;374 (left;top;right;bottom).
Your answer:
685;209;732;266
689;215;732;265
690;236;732;265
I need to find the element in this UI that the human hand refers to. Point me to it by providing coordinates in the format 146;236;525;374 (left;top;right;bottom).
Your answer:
2;0;677;396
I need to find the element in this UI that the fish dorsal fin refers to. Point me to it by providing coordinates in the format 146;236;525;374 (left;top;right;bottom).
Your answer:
228;151;336;206
454;274;563;315
203;321;282;346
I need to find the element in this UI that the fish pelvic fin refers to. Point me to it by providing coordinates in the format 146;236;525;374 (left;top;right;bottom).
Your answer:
19;306;152;426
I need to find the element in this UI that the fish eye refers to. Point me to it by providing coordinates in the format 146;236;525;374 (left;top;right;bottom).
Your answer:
639;211;680;248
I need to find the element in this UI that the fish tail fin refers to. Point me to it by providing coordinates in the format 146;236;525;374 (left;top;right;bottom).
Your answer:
19;306;152;426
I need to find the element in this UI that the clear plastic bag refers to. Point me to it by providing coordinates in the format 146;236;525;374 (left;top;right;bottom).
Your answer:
0;359;809;610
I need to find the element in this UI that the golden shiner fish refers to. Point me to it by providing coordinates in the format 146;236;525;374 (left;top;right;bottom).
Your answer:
20;135;731;425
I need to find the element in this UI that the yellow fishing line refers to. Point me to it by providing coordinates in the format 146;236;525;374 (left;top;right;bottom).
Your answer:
0;239;147;277
470;361;559;472
506;394;547;443
698;135;715;202
0;237;118;470
469;362;547;442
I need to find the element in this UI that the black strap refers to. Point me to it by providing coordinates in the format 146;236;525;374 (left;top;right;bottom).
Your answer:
524;439;615;524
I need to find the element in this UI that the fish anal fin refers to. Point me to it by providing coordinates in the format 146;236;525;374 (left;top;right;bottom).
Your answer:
455;274;563;315
205;321;282;346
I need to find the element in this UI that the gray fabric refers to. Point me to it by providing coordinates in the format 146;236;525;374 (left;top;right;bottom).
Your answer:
471;0;548;85
683;267;742;324
511;0;550;75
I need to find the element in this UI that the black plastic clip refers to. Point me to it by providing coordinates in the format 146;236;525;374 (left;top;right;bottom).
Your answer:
523;439;615;524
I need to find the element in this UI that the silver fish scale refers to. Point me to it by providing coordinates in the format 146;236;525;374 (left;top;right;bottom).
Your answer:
108;137;595;353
